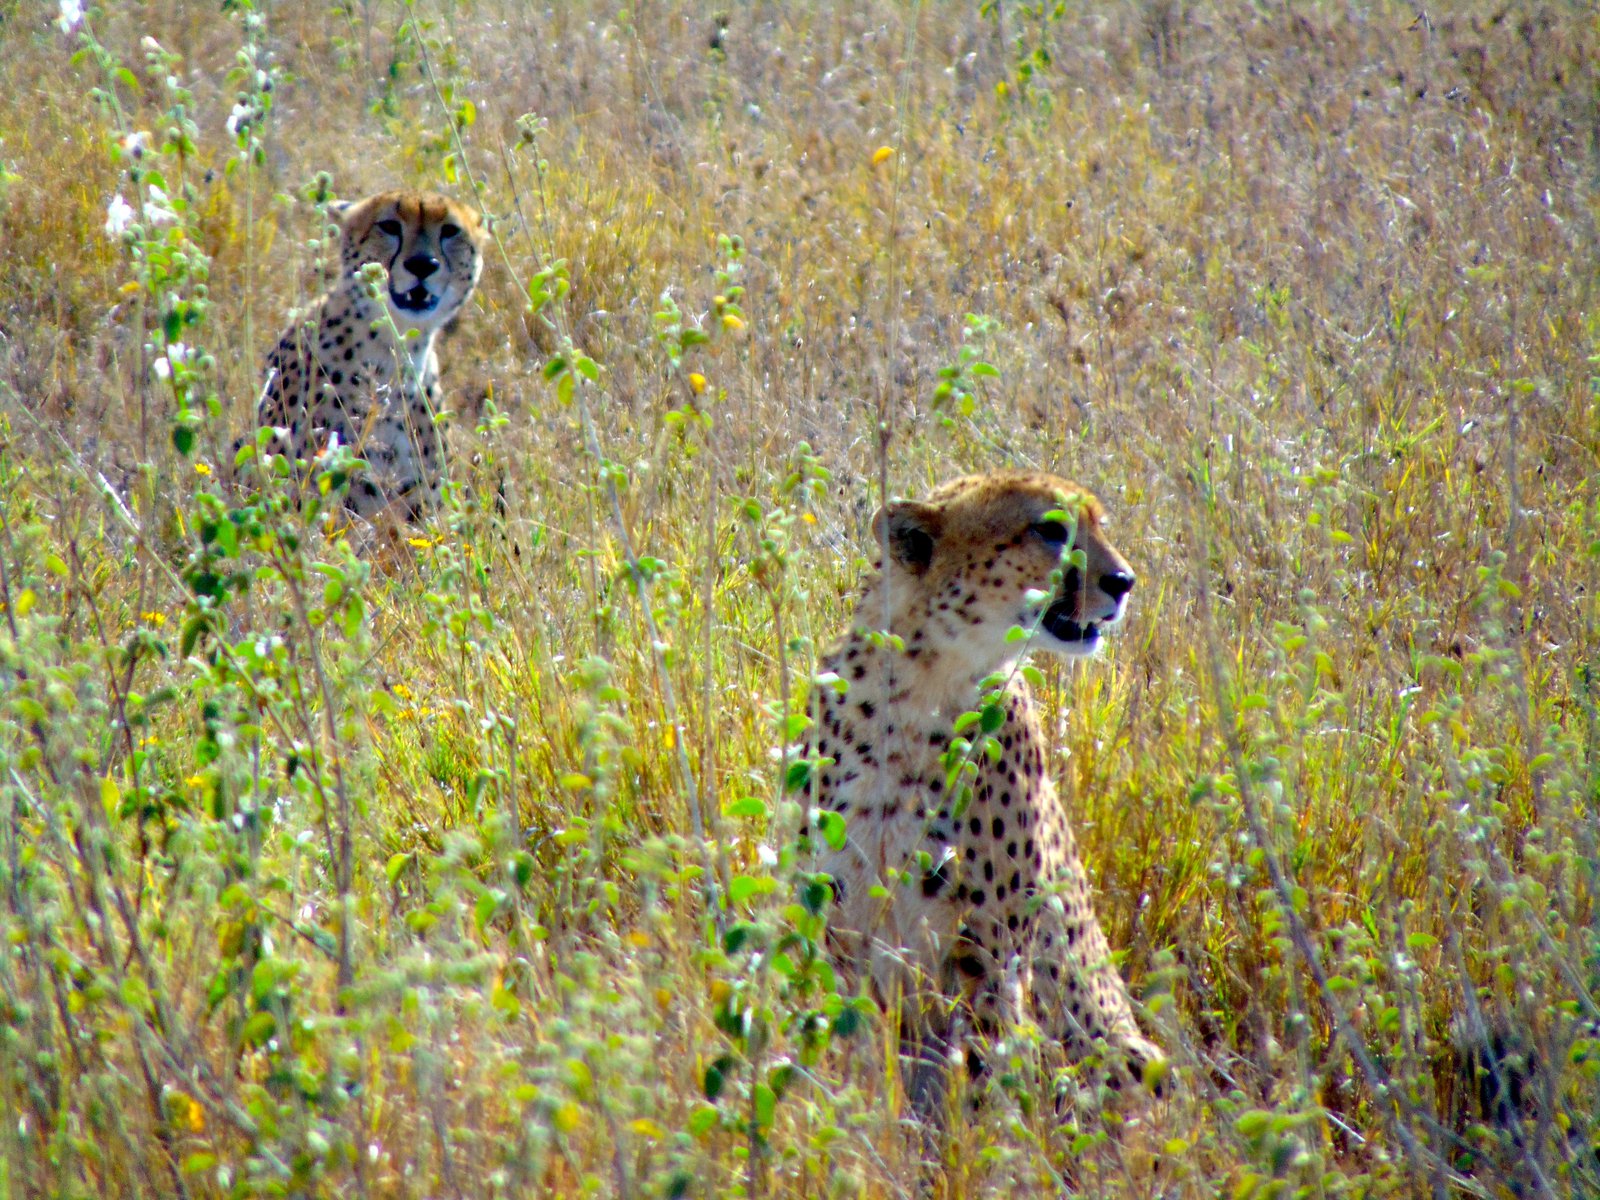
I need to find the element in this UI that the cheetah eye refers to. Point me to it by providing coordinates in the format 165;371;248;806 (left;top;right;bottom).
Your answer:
376;219;404;238
439;222;461;240
1032;520;1069;546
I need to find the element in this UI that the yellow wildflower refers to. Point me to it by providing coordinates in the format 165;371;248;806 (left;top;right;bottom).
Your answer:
169;1092;205;1133
871;145;894;166
688;372;707;395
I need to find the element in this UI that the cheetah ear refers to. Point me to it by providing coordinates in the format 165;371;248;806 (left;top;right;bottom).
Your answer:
327;199;354;224
872;501;942;575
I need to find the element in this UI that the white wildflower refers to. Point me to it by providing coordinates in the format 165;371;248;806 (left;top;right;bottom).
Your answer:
120;130;151;159
142;184;177;225
225;102;253;138
104;193;134;238
56;0;83;33
152;342;190;380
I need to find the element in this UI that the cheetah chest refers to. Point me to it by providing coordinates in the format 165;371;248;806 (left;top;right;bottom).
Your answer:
813;671;1076;944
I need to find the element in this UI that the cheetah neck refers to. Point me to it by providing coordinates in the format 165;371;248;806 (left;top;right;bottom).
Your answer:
814;587;1048;825
325;280;440;386
831;578;1025;716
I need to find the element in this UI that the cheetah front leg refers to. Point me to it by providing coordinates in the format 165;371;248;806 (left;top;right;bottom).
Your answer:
1026;880;1166;1094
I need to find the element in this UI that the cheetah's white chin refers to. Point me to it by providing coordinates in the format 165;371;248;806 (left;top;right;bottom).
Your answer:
1039;599;1114;655
391;283;443;314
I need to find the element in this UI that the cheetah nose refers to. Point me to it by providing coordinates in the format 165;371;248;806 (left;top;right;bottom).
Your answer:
403;254;440;281
1100;570;1135;601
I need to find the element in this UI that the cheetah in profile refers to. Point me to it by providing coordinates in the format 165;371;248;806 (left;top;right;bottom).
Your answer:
803;471;1164;1106
244;189;485;521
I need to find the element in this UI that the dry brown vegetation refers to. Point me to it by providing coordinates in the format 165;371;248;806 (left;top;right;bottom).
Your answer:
1;1;1597;1196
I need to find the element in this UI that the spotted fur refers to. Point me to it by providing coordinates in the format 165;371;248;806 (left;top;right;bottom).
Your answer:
247;190;484;520
804;471;1162;1097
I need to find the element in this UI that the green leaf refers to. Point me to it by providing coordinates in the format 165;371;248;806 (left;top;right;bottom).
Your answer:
1234;1109;1272;1138
703;1058;729;1099
385;853;412;885
474;891;500;932
688;1104;718;1137
242;1011;276;1047
510;851;535;889
817;810;848;851
753;1082;776;1130
180;614;207;657
725;796;766;818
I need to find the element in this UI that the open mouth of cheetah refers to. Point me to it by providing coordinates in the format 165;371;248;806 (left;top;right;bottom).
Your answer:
392;283;441;313
1041;599;1100;647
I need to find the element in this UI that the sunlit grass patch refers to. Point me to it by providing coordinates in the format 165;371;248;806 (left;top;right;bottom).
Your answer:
1;2;1597;1197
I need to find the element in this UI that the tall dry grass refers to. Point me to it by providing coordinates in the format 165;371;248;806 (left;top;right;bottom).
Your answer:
0;2;1596;1196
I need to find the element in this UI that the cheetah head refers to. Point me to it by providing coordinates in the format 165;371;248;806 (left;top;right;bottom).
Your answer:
873;471;1135;670
334;190;485;332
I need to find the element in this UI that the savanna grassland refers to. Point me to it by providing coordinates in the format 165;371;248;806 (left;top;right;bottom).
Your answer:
1;2;1597;1196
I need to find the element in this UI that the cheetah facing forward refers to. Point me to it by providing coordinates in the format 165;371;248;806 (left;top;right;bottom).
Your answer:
248;190;484;520
805;471;1163;1104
